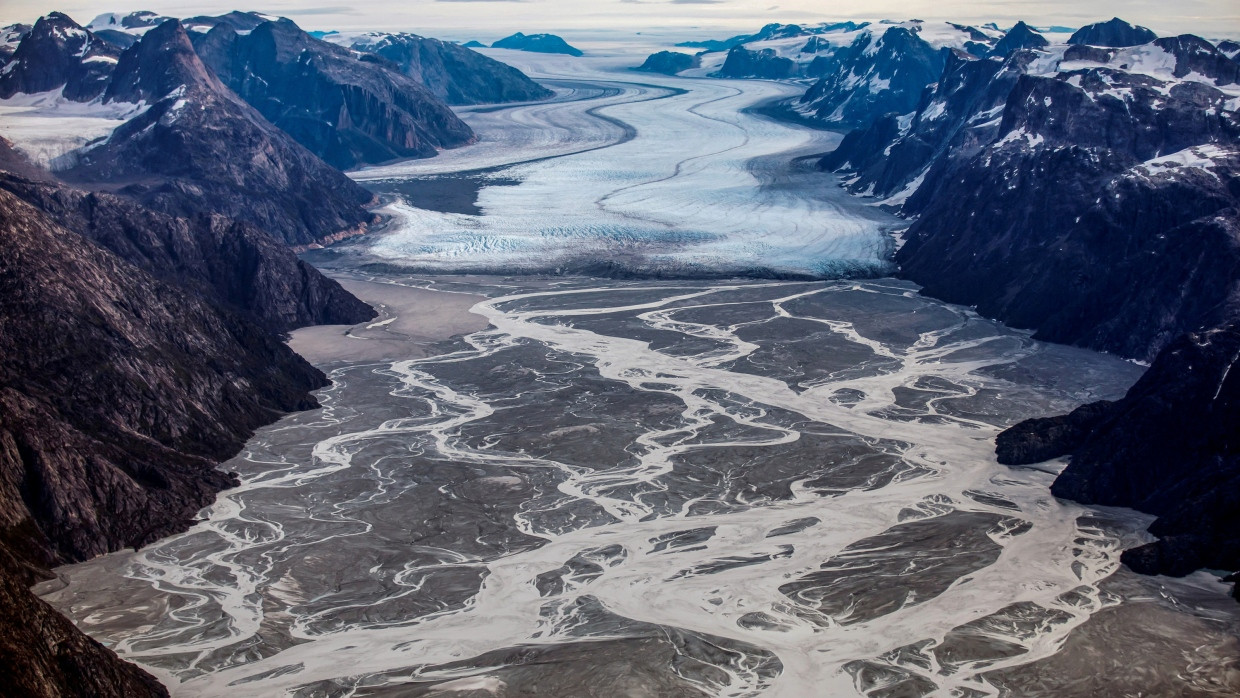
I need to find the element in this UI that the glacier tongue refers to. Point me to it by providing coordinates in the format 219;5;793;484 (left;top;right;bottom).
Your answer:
346;49;897;278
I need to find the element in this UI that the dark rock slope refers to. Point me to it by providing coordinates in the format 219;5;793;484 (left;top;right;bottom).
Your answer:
799;26;946;128
0;12;119;101
191;17;475;169
492;32;582;57
0;541;168;697
823;36;1240;361
58;19;374;247
342;32;552;105
0;181;348;692
718;45;796;79
998;322;1240;585
635;50;699;76
816;24;1240;588
989;21;1047;57
0;170;374;333
1069;18;1158;47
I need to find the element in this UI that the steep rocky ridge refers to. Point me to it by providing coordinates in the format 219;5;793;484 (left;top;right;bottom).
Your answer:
0;182;351;692
336;32;552;105
0;170;375;333
190;17;474;169
798;26;947;128
0;12;119;101
57;19;374;247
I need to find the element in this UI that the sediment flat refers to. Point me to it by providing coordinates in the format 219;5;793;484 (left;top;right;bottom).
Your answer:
288;277;489;364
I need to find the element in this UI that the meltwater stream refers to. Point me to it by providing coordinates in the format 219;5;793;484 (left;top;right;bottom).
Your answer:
44;276;1227;697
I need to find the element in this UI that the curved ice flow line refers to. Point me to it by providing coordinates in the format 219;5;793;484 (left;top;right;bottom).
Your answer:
92;281;1129;698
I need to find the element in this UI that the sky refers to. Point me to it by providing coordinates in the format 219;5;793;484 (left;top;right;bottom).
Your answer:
1;0;1237;42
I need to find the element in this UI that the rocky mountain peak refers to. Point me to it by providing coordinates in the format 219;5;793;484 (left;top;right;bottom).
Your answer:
1068;17;1158;47
0;12;119;100
103;18;215;104
990;20;1048;57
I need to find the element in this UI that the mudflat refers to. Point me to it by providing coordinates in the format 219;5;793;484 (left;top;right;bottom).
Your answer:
287;277;489;364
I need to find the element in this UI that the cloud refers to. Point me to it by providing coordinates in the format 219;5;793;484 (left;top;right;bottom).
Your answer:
269;5;358;14
670;0;725;4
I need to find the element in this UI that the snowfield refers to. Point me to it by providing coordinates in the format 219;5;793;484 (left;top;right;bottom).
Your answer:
347;47;897;278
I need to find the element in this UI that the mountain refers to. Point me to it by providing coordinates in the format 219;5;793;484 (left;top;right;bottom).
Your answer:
676;21;868;51
821;34;1240;361
332;32;552;105
636;50;699;75
798;24;947;128
0;22;30;61
0;169;375;333
997;321;1240;590
85;10;173;49
0;178;352;692
462;40;485;48
52;19;375;247
989;20;1048;57
190;16;475;169
0;12;120;101
0;544;168;697
718;44;797;79
1068;17;1158;47
492;32;583;57
814;23;1240;586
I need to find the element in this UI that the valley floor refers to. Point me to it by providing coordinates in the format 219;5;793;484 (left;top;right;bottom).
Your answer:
36;46;1240;698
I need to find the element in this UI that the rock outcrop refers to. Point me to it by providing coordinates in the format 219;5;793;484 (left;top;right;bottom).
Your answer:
0;179;355;692
1068;18;1158;47
718;45;796;79
491;32;582;57
635;50;698;75
0;170;375;333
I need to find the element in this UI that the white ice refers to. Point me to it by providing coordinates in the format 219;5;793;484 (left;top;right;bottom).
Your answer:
350;47;895;277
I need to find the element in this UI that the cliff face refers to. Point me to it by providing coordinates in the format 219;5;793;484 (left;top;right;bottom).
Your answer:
0;172;374;333
191;18;475;170
822;36;1240;362
0;187;330;565
814;25;1240;588
998;322;1240;580
0;174;361;693
342;32;553;105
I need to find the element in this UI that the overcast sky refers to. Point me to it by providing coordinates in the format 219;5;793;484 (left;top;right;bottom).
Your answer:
2;0;1237;42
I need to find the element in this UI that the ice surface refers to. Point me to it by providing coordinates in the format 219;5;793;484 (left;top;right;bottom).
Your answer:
348;48;897;277
0;88;147;168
